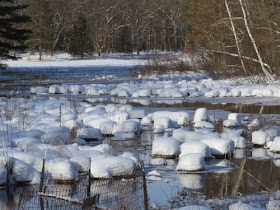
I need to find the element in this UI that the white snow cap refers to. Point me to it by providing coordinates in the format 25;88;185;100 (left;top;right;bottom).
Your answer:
152;137;180;157
201;138;235;156
176;153;206;172
180;141;211;158
193;108;209;123
91;156;136;178
252;130;271;146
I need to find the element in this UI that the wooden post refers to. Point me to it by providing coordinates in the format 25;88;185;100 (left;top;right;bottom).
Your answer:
141;161;149;210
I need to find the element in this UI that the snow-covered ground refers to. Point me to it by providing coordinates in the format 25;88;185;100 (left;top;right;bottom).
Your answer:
2;52;280;209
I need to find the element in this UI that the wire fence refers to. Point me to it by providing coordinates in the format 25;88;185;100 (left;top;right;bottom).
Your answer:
9;171;147;210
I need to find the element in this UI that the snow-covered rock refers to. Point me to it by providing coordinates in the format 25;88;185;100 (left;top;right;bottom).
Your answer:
223;119;240;128
152;137;180;158
201;138;235;157
91;156;136;178
173;129;220;143
252;130;271;147
154;117;173;129
193;108;209;123
194;121;215;129
176;153;206;172
269;137;280;153
180;142;211;158
50;160;77;182
150;158;167;166
77;128;103;140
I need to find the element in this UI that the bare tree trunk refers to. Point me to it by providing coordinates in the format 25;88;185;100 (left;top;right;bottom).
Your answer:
225;0;247;74
238;0;274;80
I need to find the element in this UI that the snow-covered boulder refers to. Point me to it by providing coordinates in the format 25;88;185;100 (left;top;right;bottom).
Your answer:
173;129;220;144
223;120;240;128
108;111;130;124
231;136;246;149
152;137;180;158
193;108;209;123
91;156;136;179
129;109;145;119
269;137;280;153
41;126;72;145
70;155;90;172
138;89;151;97
113;132;136;140
49;160;77;182
228;113;241;122
252;130;271;147
176;153;206;172
1;157;40;184
30;86;48;95
194;121;215;129
113;120;141;134
154;117;173;129
77;128;103;141
150;158;167;166
12;152;43;171
180;142;211;158
201;138;235;157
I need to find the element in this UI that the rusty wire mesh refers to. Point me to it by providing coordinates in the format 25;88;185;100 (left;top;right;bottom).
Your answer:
10;173;146;210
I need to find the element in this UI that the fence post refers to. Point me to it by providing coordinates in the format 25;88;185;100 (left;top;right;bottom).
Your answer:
141;161;149;210
39;149;47;210
87;158;91;197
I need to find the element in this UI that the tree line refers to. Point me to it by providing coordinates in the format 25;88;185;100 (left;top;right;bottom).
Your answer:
1;0;280;79
22;0;190;59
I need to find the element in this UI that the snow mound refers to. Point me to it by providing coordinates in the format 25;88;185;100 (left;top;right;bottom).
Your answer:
176;205;210;210
252;130;271;146
180;142;211;158
223;120;240;128
77;128;103;140
91;156;136;179
193;108;209;123
152;137;180;158
176;153;206;172
194;121;215;129
201;138;235;157
173;129;220;143
50;160;77;181
269;137;280;153
150;158;167;166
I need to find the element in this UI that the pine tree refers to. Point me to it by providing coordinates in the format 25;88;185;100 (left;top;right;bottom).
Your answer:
0;0;30;68
27;0;54;60
68;14;91;59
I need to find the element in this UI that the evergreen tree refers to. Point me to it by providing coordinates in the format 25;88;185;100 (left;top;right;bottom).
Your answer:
68;14;91;59
0;0;30;68
27;0;54;60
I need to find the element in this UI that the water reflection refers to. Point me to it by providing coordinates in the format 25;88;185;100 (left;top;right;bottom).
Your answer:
177;173;206;190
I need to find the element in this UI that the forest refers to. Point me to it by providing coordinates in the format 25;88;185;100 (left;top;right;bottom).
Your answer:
1;0;280;78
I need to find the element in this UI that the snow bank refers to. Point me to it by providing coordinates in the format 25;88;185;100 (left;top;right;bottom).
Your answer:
152;137;180;158
176;153;206;172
